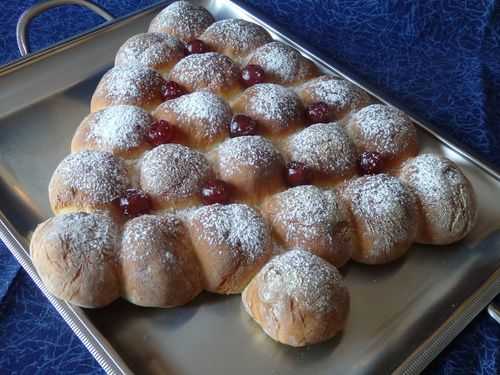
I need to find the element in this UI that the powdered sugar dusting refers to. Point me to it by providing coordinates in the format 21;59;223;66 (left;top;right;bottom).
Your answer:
191;203;269;263
341;174;417;258
156;91;231;140
122;214;181;265
244;83;302;125
216;136;282;175
249;41;316;84
140;143;212;199
148;1;214;42
52;151;128;203
87;105;152;150
286;123;357;176
349;104;416;156
48;212;118;261
399;154;476;240
271;185;342;244
115;32;184;70
169;52;239;93
299;75;369;115
258;249;345;313
97;65;165;103
200;18;272;58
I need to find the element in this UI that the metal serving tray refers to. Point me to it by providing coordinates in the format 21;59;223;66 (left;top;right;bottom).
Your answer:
1;1;500;374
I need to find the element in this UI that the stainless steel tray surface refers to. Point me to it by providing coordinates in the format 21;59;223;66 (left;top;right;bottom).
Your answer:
1;1;500;374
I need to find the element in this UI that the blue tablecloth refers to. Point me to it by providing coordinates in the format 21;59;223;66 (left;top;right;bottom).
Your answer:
1;1;499;373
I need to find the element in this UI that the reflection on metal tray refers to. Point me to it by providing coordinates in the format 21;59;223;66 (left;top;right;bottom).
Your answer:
1;1;499;374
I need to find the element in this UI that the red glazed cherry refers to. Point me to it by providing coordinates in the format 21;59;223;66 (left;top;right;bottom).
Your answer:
229;114;258;137
185;39;209;54
240;64;265;87
201;179;231;205
306;101;330;124
147;120;176;146
286;161;310;186
115;189;152;217
162;80;186;101
358;151;384;175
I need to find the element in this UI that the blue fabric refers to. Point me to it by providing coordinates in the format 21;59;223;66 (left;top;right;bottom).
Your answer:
0;0;499;374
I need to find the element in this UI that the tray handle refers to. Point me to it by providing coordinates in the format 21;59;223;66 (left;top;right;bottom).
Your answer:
16;0;114;57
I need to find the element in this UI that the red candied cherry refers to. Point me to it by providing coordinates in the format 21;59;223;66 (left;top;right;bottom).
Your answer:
115;189;152;217
306;101;330;124
146;120;177;146
358;151;384;175
229;114;258;137
201;179;231;205
162;80;186;101
185;39;209;54
286;161;310;186
240;64;265;87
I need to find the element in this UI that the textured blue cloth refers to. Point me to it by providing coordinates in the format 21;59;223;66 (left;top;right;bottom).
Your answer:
0;0;499;374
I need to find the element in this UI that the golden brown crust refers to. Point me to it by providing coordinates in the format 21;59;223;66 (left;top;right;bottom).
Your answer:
120;214;203;307
242;249;349;347
262;186;354;267
30;212;121;308
188;204;272;294
91;65;165;113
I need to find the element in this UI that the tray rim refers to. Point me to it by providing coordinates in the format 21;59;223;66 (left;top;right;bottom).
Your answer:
0;0;499;374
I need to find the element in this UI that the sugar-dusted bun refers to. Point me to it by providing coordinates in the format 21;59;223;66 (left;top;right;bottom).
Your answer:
345;104;418;169
49;150;129;215
247;41;319;85
297;75;371;120
91;65;166;112
188;203;272;294
283;123;358;185
262;185;354;267
169;52;242;99
398;154;477;245
210;136;285;203
72;105;153;158
148;1;214;42
115;32;186;75
242;249;349;347
139;143;214;209
152;91;231;149
232;83;305;136
120;214;203;307
30;212;120;308
338;174;418;264
199;19;272;62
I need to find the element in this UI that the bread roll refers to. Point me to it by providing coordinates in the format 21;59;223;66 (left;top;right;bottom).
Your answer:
345;104;418;169
242;249;349;347
30;212;120;308
283;122;358;186
115;33;186;75
121;214;203;307
398;154;477;244
91;65;166;112
152;91;231;149
139;144;214;209
148;1;214;43
188;203;272;294
247;41;319;85
262;185;354;267
48;150;129;216
169;52;242;99
199;19;272;62
210;135;285;203
71;105;153;158
232;83;305;137
338;174;418;264
297;75;371;120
